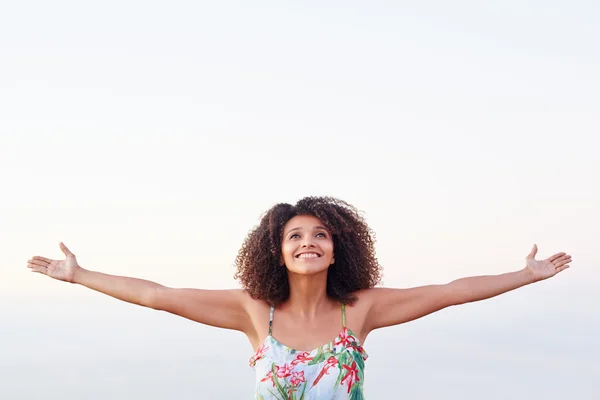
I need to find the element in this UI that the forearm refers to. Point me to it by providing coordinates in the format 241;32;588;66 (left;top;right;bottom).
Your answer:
447;268;536;305
72;267;163;307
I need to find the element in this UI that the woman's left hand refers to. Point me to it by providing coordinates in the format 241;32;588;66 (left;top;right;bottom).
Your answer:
525;244;572;281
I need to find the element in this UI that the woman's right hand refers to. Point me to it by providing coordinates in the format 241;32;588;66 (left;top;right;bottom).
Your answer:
27;242;80;283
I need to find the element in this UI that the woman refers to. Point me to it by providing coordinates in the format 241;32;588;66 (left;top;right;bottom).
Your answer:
27;196;571;399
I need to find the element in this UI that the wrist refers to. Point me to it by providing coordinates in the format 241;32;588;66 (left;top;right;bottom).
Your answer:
70;266;86;284
521;266;537;284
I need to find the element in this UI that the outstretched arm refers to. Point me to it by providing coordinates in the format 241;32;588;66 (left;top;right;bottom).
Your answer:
27;243;253;333
363;245;571;332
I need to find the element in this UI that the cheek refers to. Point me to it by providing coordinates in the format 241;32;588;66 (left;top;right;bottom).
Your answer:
321;247;334;259
325;240;334;253
281;243;295;258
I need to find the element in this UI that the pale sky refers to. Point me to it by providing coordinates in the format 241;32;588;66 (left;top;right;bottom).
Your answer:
1;1;599;398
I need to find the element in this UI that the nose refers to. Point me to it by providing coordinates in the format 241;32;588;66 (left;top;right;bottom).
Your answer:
301;236;315;248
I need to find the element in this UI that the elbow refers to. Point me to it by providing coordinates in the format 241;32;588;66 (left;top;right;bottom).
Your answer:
444;283;467;307
144;286;164;310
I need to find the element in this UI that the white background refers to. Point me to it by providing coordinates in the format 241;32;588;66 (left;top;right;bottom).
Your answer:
1;1;598;398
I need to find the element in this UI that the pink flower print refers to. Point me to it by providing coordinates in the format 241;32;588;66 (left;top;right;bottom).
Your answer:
291;351;313;366
325;356;338;369
260;370;275;387
261;363;293;386
256;342;269;358
249;343;269;367
311;356;339;388
289;371;305;387
341;361;360;393
334;327;354;347
276;363;293;378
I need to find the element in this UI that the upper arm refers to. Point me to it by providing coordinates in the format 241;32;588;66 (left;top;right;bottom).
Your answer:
150;287;254;334
363;285;456;332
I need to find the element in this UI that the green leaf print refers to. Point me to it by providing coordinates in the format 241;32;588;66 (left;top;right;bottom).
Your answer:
334;352;350;389
349;383;365;400
308;347;327;365
353;351;365;373
271;363;289;400
298;382;307;400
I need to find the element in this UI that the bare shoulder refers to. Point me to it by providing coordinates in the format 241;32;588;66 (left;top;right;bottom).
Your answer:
238;290;272;349
231;288;272;317
355;287;386;301
242;291;271;317
351;288;379;309
342;289;381;342
349;288;396;320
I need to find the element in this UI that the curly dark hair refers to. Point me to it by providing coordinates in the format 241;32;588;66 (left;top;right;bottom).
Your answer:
234;196;382;306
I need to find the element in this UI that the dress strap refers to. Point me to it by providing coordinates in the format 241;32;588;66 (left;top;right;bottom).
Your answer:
341;303;346;328
268;305;274;336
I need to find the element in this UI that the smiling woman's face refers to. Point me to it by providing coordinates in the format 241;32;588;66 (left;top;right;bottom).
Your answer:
281;214;335;275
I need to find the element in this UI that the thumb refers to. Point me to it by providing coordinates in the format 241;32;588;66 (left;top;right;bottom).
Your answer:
59;242;74;257
527;244;538;260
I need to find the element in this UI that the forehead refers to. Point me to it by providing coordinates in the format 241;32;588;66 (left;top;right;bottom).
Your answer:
283;215;326;231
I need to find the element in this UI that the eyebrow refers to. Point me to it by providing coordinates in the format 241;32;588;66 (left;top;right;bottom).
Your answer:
284;225;329;236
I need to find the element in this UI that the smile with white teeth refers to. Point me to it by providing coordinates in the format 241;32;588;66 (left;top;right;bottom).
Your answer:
297;253;320;259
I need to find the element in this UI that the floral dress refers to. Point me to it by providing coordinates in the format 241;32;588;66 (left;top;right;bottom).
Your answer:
249;304;368;400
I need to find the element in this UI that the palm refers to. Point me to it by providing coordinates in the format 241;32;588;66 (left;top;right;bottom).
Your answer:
28;242;80;283
47;257;77;281
525;244;571;281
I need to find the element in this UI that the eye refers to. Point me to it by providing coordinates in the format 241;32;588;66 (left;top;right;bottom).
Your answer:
290;233;300;239
316;232;327;238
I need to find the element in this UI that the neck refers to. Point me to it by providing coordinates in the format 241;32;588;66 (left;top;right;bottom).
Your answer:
284;269;333;319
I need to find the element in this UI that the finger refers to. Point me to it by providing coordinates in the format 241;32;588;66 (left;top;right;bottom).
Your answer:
555;265;570;273
548;252;566;262
29;265;47;274
31;269;47;275
553;254;571;265
554;258;571;268
527;244;538;259
32;256;52;264
27;262;46;269
28;259;50;267
59;242;74;257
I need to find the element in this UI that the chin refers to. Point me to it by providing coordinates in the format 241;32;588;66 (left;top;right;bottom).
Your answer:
287;264;330;275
